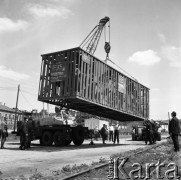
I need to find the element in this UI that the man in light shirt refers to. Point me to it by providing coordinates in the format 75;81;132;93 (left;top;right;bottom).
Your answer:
114;122;120;144
109;124;114;142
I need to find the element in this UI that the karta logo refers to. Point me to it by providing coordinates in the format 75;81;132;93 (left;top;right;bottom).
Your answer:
107;157;180;179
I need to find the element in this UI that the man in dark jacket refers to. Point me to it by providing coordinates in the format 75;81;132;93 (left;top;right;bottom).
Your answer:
169;111;180;152
151;120;156;144
100;124;108;144
19;117;29;150
113;122;120;144
144;119;154;145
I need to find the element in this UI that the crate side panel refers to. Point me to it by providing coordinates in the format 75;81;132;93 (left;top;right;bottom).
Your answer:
38;48;149;121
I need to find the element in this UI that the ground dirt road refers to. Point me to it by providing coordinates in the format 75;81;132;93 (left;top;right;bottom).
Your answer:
0;135;167;178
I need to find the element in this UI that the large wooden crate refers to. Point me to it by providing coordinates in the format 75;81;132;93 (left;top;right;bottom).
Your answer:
38;47;149;121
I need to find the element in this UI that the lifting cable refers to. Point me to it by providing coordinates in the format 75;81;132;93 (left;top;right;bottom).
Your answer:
104;20;111;59
104;20;137;82
108;59;138;82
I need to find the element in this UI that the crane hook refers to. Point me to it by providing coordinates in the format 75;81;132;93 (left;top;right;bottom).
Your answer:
104;42;111;60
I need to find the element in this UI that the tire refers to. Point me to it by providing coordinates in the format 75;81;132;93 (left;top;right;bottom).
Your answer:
132;134;136;141
137;135;142;141
64;139;72;146
72;125;85;146
41;131;53;146
53;131;64;146
20;132;23;144
40;139;43;145
157;133;161;141
27;141;31;148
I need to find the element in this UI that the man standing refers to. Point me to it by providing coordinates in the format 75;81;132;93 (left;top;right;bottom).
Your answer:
27;118;33;149
114;122;120;144
100;124;108;144
143;119;149;145
147;120;154;145
0;117;8;149
94;125;99;141
109;124;114;142
19;117;29;150
150;119;156;144
169;111;180;152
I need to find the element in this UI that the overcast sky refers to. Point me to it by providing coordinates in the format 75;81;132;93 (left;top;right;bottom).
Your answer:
0;0;181;120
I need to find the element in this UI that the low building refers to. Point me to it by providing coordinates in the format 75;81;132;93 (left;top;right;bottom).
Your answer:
0;103;22;130
84;118;109;130
119;121;143;135
158;121;168;132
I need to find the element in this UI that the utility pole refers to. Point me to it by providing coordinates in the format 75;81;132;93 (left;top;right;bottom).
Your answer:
14;84;20;132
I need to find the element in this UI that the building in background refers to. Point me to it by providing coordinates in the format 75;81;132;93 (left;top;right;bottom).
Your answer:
84;118;109;130
157;120;169;132
0;102;22;129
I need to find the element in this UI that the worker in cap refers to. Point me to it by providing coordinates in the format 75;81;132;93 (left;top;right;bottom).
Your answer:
169;111;180;152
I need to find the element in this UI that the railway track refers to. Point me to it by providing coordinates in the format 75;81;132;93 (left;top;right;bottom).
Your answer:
62;141;167;180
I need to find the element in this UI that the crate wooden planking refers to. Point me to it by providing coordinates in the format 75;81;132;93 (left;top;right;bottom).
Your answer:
38;47;149;121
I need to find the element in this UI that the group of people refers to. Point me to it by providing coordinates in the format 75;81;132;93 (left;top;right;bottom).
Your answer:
94;122;120;144
19;117;32;150
0;116;32;150
143;119;160;145
143;111;180;152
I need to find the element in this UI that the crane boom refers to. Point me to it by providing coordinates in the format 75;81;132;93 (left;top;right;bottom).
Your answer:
80;16;110;56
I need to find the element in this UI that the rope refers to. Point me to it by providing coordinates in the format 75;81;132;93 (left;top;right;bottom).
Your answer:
108;59;138;82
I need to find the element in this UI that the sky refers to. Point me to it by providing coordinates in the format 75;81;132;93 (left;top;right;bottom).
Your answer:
0;0;181;120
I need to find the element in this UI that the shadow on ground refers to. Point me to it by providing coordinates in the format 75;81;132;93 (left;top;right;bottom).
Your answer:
5;140;134;152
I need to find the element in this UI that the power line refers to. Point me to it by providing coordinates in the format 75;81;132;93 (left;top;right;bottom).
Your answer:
0;86;17;89
0;86;38;97
21;89;37;96
19;89;33;107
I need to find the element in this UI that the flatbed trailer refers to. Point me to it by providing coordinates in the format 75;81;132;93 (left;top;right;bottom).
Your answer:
17;120;88;146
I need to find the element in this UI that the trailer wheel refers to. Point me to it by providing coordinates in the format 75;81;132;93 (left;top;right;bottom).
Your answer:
41;131;53;146
40;139;43;145
157;133;161;141
132;134;136;141
72;125;85;146
65;139;72;146
53;131;64;146
20;131;23;144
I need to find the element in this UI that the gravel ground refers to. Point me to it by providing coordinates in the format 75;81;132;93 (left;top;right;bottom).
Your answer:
0;134;168;180
70;137;181;180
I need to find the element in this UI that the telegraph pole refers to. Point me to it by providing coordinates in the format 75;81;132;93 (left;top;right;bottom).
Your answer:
14;84;20;132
